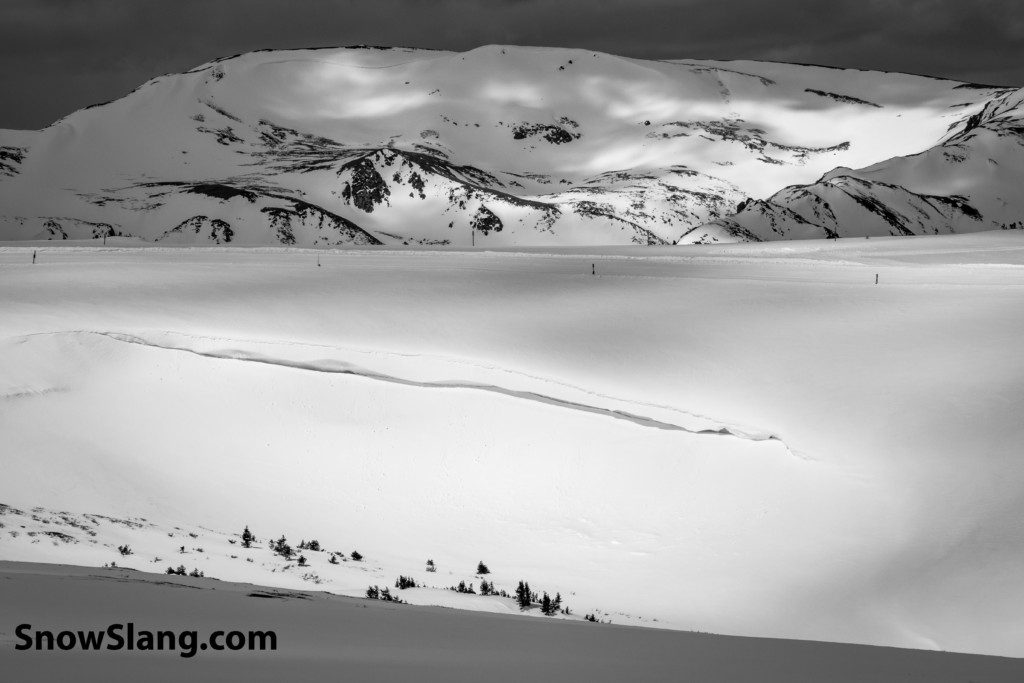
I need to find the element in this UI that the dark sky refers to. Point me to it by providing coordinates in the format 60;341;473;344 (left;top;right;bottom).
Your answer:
3;0;1023;129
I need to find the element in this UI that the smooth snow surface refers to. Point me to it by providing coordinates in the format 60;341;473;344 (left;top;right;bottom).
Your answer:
2;233;1024;656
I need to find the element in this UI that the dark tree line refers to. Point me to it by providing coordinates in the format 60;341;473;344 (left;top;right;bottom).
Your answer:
514;581;570;615
165;565;204;577
395;575;418;589
366;585;404;603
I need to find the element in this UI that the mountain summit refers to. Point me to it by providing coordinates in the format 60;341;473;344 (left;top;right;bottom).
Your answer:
1;45;1019;245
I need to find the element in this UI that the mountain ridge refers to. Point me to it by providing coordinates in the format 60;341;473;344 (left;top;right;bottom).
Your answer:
1;44;1019;246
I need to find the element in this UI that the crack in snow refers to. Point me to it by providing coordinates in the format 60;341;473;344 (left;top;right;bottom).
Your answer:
15;330;803;457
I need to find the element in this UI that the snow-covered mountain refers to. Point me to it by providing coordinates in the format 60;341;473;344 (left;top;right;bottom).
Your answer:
708;87;1024;239
0;45;1017;246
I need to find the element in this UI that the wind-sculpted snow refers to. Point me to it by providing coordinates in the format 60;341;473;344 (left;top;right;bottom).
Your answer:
3;328;787;446
81;330;785;446
0;45;1013;245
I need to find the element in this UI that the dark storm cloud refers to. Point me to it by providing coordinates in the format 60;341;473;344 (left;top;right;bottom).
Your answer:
2;0;1022;129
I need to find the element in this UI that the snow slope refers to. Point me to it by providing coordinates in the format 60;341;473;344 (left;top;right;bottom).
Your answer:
2;233;1024;656
708;85;1024;239
0;46;1013;245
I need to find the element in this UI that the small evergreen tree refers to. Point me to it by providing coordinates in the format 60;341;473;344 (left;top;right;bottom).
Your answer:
476;561;490;575
515;581;531;609
241;526;254;548
541;592;553;616
297;554;308;567
329;554;339;565
425;559;436;572
271;535;293;559
366;585;380;599
351;550;363;561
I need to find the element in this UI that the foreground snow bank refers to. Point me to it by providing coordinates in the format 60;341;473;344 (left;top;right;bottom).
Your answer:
5;562;1021;682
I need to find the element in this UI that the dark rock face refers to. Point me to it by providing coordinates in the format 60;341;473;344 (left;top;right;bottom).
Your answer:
340;157;391;212
650;118;848;160
187;183;259;202
0;146;26;177
408;171;426;199
197;126;244;146
470;205;502;235
31;217;126;240
89;224;125;239
260;207;298;245
804;89;882;108
208;219;234;243
512;123;579;144
41;219;68;240
160;216;234;244
260;200;383;246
